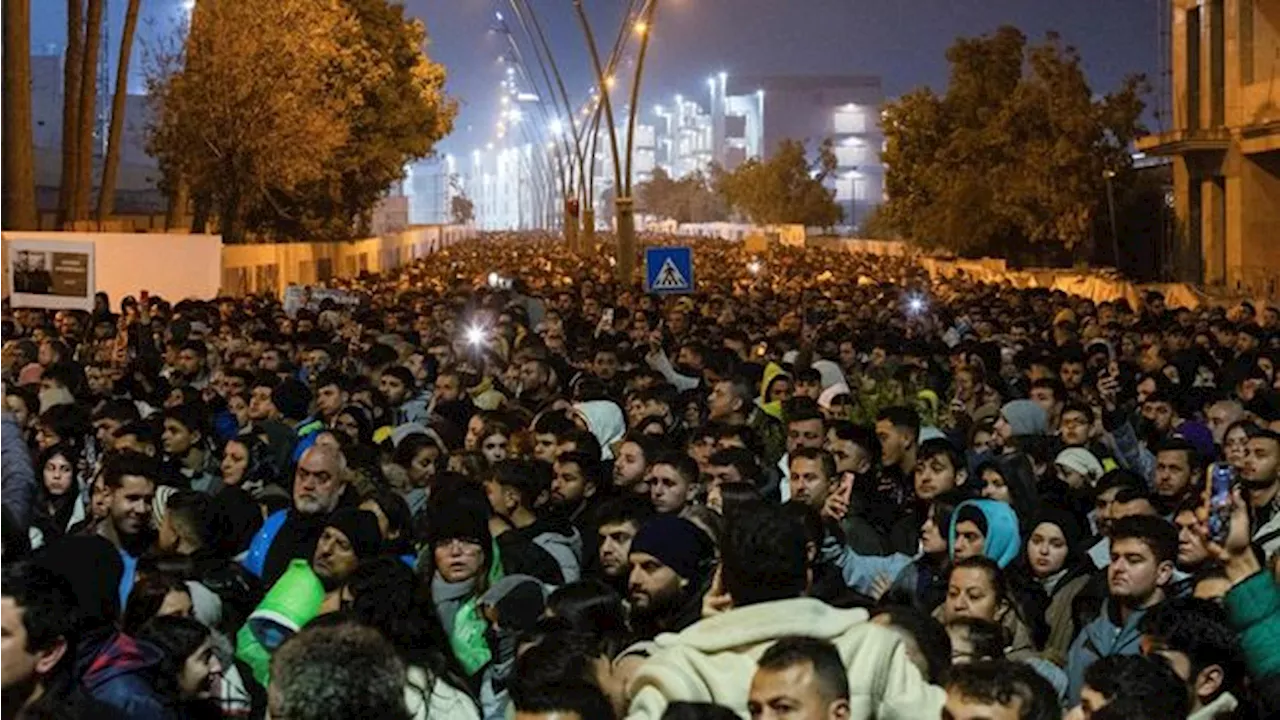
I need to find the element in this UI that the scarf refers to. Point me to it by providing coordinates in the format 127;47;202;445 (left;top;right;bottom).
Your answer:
432;574;491;675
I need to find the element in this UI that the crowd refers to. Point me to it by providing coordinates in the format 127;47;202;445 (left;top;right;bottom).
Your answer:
2;235;1280;720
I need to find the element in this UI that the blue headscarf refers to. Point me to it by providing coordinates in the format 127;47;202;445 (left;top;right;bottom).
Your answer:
949;499;1022;568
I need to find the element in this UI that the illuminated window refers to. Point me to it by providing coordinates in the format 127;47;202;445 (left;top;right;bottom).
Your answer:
834;108;867;134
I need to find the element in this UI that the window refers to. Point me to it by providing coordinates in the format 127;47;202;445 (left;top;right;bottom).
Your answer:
1210;0;1224;126
834;108;867;134
1186;6;1201;131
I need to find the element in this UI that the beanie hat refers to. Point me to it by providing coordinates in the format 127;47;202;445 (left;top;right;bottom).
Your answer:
1000;400;1048;437
1054;447;1104;485
271;379;312;422
629;515;713;582
427;501;492;549
1031;507;1084;554
1173;421;1215;463
325;509;382;559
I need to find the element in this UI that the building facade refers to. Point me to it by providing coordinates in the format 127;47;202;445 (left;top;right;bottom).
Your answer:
1138;0;1280;294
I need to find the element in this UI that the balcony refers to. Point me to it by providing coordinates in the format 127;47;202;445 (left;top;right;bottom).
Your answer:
1136;127;1232;156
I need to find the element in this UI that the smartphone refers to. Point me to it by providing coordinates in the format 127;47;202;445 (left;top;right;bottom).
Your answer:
1206;462;1235;545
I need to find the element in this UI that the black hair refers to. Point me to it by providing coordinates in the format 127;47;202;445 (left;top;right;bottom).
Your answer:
546;580;630;654
380;365;417;393
509;680;616;720
945;616;1008;662
757;635;850;702
0;561;81;660
488;459;548;509
789;446;837;480
721;503;807;607
533;411;576;437
876;406;921;438
783;396;824;425
593;495;655;530
162;402;207;439
558;428;602;462
946;660;1059;720
93;398;141;425
1096;468;1148;496
873;606;952;684
42;361;85;397
555;450;606;491
1110;515;1179;566
313;368;349;393
164;490;211;550
660;703;740;720
707;447;762;485
650;450;700;486
271;623;411;720
1139;597;1242;699
1082;655;1190;720
917;437;964;473
1153;437;1204;471
101;449;161;489
136;615;212;702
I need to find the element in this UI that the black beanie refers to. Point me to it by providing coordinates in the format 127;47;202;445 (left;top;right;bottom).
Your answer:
427;500;492;549
325;509;383;559
629;515;714;582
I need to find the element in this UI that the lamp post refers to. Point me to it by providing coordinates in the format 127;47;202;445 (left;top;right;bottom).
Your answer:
616;0;659;283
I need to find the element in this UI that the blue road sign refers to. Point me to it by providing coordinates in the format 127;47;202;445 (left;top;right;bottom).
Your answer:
644;246;694;295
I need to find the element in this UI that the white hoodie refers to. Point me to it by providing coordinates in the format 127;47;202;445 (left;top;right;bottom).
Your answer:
625;597;944;720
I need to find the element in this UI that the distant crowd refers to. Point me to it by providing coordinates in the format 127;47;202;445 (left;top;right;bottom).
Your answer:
2;235;1279;720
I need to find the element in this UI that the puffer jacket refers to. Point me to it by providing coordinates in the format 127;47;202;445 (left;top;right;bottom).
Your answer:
1065;599;1152;704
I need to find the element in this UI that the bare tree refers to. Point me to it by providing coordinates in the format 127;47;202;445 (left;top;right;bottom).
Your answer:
3;0;38;229
72;0;105;222
57;0;84;226
97;0;141;220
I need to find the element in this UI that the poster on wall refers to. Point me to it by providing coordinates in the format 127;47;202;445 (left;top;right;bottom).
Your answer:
7;239;96;311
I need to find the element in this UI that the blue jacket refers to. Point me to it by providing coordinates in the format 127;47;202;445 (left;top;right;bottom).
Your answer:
2;412;35;531
1065;599;1151;704
79;632;177;720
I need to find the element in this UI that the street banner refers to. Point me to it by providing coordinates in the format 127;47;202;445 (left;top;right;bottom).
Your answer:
283;285;362;316
7;238;95;311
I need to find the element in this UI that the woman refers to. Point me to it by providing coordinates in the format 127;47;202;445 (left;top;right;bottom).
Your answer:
880;489;972;613
336;558;480;720
1222;419;1258;471
394;432;446;499
224;392;251;437
134;616;223;720
334;404;375;447
31;443;82;546
977;454;1040;535
218;436;282;499
1020;509;1092;667
937;556;1036;662
122;571;194;636
426;497;497;682
360;487;417;563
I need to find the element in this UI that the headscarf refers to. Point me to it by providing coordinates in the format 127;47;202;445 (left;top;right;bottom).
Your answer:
949;499;1021;568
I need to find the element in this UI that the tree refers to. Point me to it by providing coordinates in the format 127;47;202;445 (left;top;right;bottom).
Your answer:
637;167;728;224
57;0;83;226
246;0;456;241
450;194;475;225
96;0;140;219
880;26;1148;257
147;0;369;244
72;0;104;221
720;139;843;227
3;0;38;229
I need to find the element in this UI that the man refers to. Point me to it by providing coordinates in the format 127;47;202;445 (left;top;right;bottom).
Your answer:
87;450;159;609
1066;515;1178;703
943;660;1059;720
486;459;582;584
779;398;827;502
648;451;701;515
312;369;350;427
1240;428;1280;557
1152;438;1202;518
1139;598;1243;719
2;412;36;533
161;404;217;493
1058;353;1088;396
1205;398;1245;448
379;365;427;425
92;399;141;454
748;636;852;720
793;368;824;401
517;357;560;415
611;430;660;491
707;376;753;426
593;496;653;595
705;447;761;492
1029;378;1066;429
311;509;381;612
243;444;353;586
1057;402;1097;449
627;515;714;640
788;448;839;511
1;562;91;719
1172;500;1216;581
112;421;160;457
626;503;943;719
171;339;211;390
873;406;920;502
551;451;607;566
1065;655;1189;720
993;400;1049;454
532;412;576;464
269;623;411;720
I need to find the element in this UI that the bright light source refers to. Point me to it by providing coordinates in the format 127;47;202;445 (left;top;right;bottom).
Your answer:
747;261;761;275
907;295;927;315
634;20;648;34
605;76;617;89
466;326;487;345
549;118;563;135
719;71;728;81
486;142;494;151
495;11;503;22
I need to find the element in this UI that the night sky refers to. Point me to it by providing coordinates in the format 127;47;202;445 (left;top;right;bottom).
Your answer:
31;0;1161;155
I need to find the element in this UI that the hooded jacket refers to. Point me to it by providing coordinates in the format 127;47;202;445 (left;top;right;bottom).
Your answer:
1065;599;1152;704
573;400;626;460
625;597;943;720
499;515;583;585
79;631;176;720
948;499;1022;568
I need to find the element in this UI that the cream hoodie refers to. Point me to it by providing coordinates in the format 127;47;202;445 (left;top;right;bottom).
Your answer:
625;597;945;720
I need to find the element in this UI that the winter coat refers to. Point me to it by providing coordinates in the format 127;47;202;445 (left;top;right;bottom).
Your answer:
78;632;177;720
1041;572;1091;667
499;517;583;585
624;597;944;720
2;412;36;531
1223;570;1280;682
1065;599;1153;704
406;665;481;720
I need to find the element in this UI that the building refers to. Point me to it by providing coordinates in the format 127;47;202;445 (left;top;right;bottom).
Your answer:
1137;0;1279;294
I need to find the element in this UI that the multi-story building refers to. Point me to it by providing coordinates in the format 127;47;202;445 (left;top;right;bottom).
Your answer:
1137;0;1280;294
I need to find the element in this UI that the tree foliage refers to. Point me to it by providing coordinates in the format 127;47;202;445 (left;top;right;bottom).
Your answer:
719;139;843;227
147;0;455;244
451;194;475;225
635;167;726;223
879;26;1148;256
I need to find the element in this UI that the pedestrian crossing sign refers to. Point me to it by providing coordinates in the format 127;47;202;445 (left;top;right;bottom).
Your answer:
644;246;694;295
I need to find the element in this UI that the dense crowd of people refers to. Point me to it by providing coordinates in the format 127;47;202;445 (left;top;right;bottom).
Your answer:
2;235;1279;720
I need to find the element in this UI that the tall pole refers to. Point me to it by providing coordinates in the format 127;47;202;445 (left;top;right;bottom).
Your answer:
573;0;624;234
1104;170;1121;270
617;0;659;283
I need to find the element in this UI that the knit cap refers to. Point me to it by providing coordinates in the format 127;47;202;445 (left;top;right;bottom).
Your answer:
1054;447;1104;485
1000;400;1048;437
628;515;714;582
325;509;383;559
